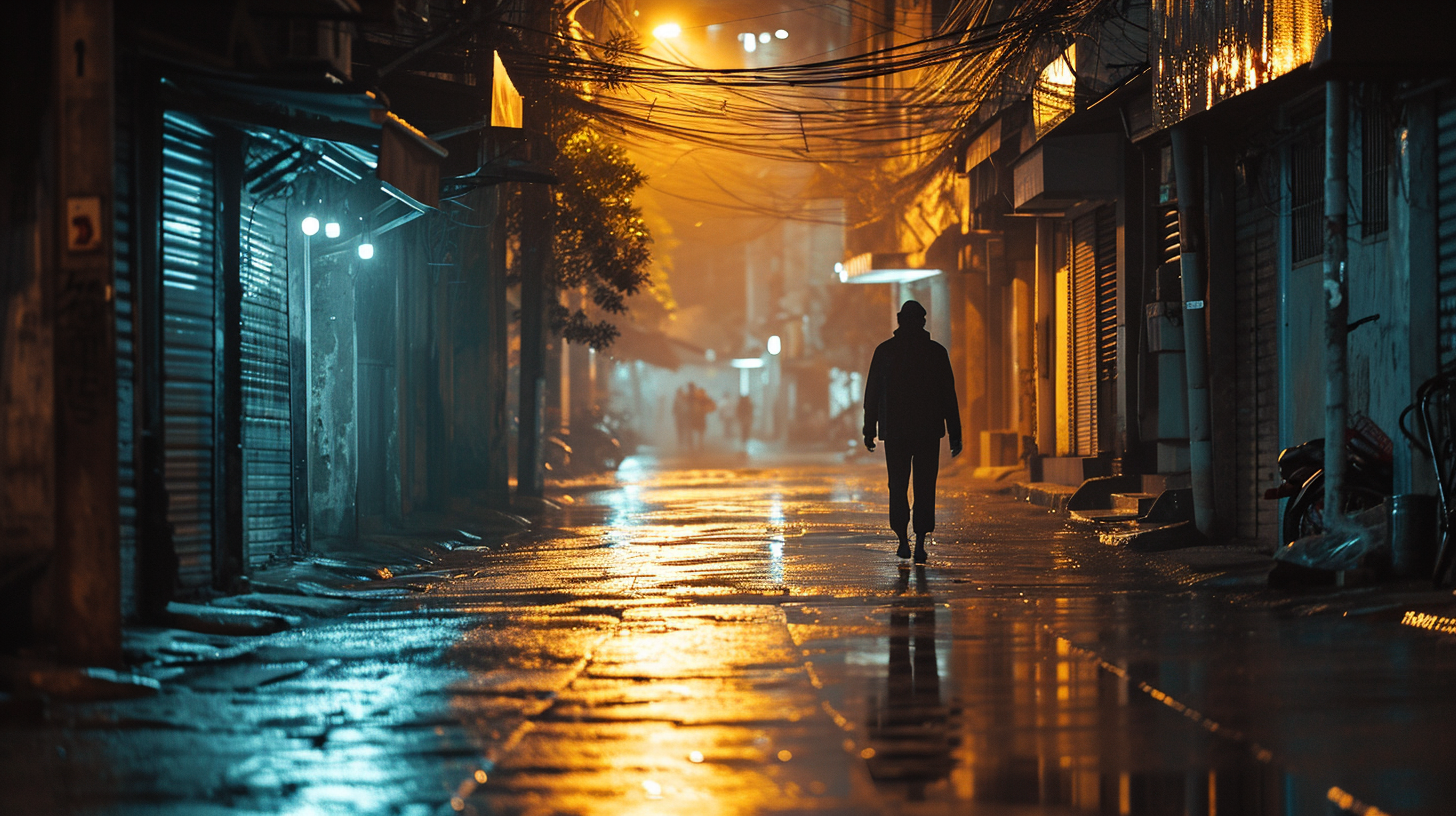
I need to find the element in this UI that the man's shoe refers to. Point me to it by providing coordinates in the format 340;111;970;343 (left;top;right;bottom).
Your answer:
913;534;927;564
897;538;911;559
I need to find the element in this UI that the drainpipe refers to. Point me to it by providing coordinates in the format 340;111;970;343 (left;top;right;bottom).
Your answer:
1323;80;1350;529
1169;125;1216;537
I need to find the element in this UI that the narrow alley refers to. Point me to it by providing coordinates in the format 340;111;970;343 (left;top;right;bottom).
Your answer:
4;457;1453;816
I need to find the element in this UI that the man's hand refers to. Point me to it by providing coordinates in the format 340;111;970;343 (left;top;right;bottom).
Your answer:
864;435;876;452
950;440;962;458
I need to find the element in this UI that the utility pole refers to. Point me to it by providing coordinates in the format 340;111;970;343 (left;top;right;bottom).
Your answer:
48;0;120;664
1170;125;1215;538
517;171;549;499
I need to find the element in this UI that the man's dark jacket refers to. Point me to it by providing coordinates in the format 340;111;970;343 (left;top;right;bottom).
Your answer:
862;326;962;444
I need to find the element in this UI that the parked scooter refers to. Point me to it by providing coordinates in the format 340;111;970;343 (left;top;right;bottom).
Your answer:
1264;415;1394;546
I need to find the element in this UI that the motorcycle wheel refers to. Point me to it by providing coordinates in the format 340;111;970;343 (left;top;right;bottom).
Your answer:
1280;472;1388;546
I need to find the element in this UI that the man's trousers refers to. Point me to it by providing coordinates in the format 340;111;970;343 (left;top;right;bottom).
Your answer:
884;437;941;536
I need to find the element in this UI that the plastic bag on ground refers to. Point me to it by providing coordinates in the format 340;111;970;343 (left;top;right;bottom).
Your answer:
1274;504;1389;572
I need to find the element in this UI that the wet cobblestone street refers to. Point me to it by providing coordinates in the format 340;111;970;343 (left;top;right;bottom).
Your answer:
4;454;1455;816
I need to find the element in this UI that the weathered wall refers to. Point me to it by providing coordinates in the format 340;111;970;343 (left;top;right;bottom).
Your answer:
309;252;357;543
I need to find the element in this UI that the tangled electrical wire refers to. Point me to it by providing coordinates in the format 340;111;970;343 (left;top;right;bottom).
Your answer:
498;0;1126;167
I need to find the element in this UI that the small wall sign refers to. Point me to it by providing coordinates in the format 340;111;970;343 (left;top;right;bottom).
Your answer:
66;196;103;253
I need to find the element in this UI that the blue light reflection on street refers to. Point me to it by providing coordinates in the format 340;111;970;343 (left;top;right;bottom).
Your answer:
768;494;784;586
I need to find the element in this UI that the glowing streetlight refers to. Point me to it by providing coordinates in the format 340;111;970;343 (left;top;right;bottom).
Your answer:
740;33;756;52
758;32;770;44
767;335;781;355
324;221;341;239
301;216;320;236
652;22;681;39
775;29;788;39
357;242;374;260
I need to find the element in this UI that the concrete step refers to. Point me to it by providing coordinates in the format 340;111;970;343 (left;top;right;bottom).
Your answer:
1112;492;1159;514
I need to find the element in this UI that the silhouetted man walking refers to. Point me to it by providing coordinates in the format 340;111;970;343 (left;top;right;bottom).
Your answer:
862;300;962;563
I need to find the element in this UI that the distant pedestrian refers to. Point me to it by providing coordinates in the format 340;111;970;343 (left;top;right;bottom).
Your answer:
687;383;716;450
672;386;690;449
862;300;962;563
736;393;754;446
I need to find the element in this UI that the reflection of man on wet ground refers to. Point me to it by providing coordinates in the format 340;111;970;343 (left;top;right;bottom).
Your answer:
866;565;954;799
862;300;962;563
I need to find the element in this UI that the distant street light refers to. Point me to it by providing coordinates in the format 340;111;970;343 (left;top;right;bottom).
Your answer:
775;29;788;39
301;216;320;236
767;335;781;355
652;22;681;39
357;242;374;260
324;221;341;239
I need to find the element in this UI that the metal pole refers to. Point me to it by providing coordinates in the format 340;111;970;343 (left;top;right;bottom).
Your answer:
1323;80;1350;529
1170;125;1216;537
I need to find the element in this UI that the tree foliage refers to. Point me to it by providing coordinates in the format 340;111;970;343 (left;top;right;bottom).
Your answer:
543;107;653;349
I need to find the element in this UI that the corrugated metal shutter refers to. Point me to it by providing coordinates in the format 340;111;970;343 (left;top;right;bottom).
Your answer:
1094;205;1118;456
1233;163;1282;546
1437;90;1456;364
115;82;137;616
1071;212;1099;456
240;191;294;569
1094;207;1118;378
160;112;218;589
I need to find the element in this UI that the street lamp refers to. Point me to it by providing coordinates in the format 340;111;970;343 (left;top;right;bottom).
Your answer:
301;216;320;236
324;221;341;239
652;22;681;39
767;335;781;355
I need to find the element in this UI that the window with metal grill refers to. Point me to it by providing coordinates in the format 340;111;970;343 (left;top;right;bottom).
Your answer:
1361;84;1390;238
1290;129;1325;264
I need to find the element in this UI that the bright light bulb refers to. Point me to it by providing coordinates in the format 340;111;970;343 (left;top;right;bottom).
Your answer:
301;216;319;236
740;33;756;53
758;32;770;44
652;22;681;39
775;29;788;39
357;242;374;260
767;335;781;355
324;222;341;239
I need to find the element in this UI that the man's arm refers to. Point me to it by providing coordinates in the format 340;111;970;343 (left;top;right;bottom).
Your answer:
862;347;883;451
940;347;962;456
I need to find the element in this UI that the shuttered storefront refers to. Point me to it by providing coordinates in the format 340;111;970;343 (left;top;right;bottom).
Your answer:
1067;205;1118;457
1094;206;1118;452
1437;90;1456;364
115;82;138;615
240;191;294;569
160;111;218;589
1232;161;1281;546
1070;213;1098;455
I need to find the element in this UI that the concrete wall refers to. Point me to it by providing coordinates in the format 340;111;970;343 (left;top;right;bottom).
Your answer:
308;252;358;543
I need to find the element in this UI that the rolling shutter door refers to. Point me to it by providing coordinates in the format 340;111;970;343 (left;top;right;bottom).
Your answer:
240;192;294;569
115;86;138;616
1233;169;1281;546
1094;205;1118;453
1070;212;1099;456
1437;91;1456;364
160;112;218;589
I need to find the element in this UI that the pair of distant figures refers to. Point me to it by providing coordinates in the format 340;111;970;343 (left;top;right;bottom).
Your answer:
862;300;962;564
672;385;755;449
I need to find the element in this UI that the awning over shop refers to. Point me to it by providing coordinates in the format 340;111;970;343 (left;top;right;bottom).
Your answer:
835;252;942;284
1011;134;1120;214
163;72;448;209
